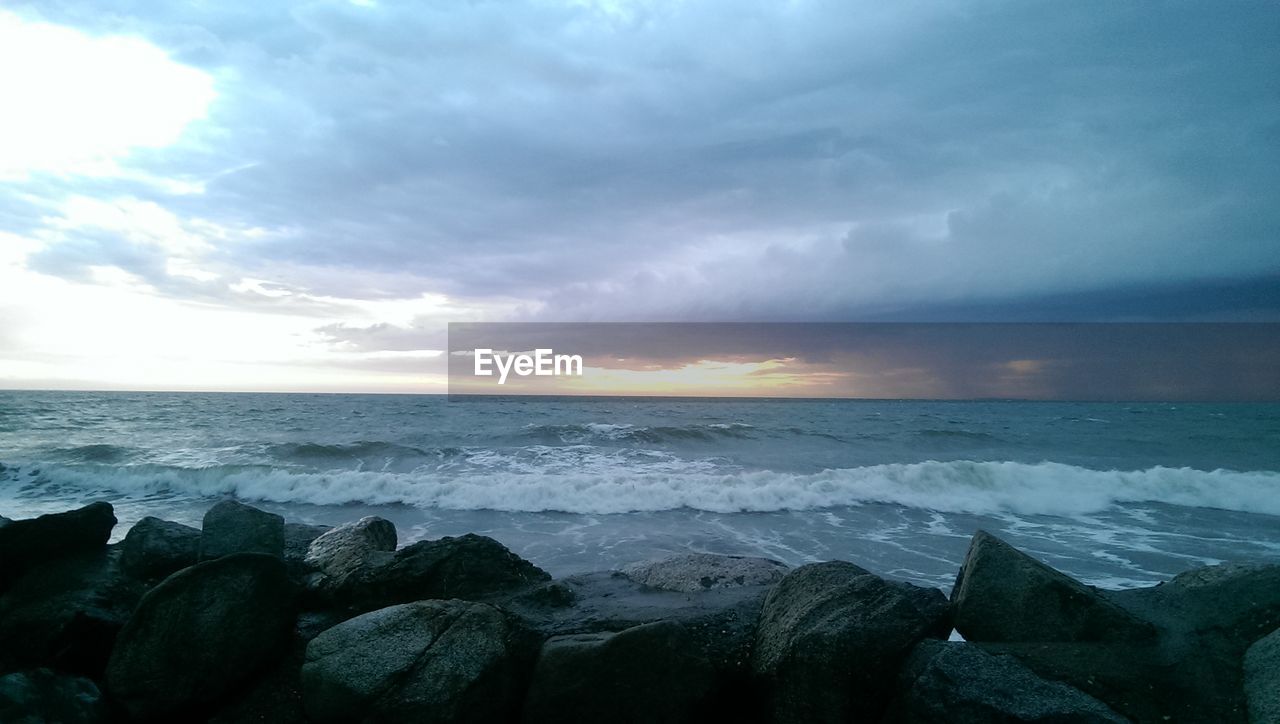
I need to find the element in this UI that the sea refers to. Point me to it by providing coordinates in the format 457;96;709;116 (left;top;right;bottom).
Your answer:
2;390;1278;591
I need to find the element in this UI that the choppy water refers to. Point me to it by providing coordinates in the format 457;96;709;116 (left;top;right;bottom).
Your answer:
2;391;1279;590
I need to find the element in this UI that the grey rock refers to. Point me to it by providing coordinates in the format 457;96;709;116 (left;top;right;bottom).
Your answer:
1117;562;1280;647
957;536;1280;723
208;640;308;724
0;669;106;724
0;502;116;592
952;530;1156;643
752;560;951;724
105;553;297;719
328;533;549;612
1244;627;1280;724
199;500;285;560
620;552;788;592
524;619;751;724
507;570;767;633
501;569;768;708
0;549;143;678
283;522;331;572
120;517;200;580
304;516;396;582
301;599;538;724
893;640;1128;723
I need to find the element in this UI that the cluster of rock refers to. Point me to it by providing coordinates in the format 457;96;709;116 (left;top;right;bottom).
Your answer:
0;501;1277;723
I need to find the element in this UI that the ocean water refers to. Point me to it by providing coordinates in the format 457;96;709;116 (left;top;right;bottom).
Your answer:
1;391;1279;591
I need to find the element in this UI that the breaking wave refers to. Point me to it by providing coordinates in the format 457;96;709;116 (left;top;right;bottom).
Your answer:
7;459;1279;518
515;422;756;444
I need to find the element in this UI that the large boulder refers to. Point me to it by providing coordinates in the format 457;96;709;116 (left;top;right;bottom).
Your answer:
0;502;116;591
954;534;1280;723
208;640;308;724
620;553;788;592
119;517;200;581
199;500;285;560
283;522;331;577
0;549;143;678
327;533;550;612
952;530;1156;643
751;561;951;723
105;553;296;719
301;599;538;724
1116;562;1280;648
891;640;1127;723
523;619;756;724
1244;627;1280;724
0;668;106;724
304;516;396;582
500;569;769;638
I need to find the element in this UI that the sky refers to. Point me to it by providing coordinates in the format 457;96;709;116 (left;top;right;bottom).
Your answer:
0;1;1278;393
446;323;1280;399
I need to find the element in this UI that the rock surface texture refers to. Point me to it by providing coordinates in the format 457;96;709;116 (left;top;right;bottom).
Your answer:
119;517;200;581
620;552;789;592
302;599;538;724
1;502;1277;724
199;500;286;560
955;530;1280;723
105;553;296;719
892;639;1128;723
752;560;952;724
0;502;116;592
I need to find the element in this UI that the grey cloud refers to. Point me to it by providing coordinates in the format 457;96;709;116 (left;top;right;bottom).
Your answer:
6;0;1280;332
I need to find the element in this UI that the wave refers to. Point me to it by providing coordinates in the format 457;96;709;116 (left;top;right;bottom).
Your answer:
915;429;1002;442
263;441;450;464
11;460;1280;518
516;422;756;445
42;444;138;464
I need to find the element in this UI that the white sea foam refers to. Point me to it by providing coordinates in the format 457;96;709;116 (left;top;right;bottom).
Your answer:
14;459;1280;518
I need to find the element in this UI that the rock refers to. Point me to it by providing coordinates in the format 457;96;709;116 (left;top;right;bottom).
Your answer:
199;500;285;560
523;619;755;724
301;599;538;724
208;640;308;724
0;668;106;724
328;533;549;611
499;570;768;639
501;568;768;716
304;516;396;582
958;549;1280;722
0;549;144;678
283;522;331;576
1117;562;1280;648
751;561;951;724
952;530;1156;643
105;553;297;719
120;517;200;580
891;639;1128;723
620;552;788;592
0;502;116;592
1244;628;1280;724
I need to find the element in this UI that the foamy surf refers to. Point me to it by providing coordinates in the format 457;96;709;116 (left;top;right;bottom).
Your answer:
3;392;1278;587
6;459;1278;517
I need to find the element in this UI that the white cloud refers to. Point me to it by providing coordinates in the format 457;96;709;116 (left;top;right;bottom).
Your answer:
0;10;215;180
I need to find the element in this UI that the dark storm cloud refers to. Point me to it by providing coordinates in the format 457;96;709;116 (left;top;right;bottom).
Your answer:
7;0;1280;326
447;322;1280;400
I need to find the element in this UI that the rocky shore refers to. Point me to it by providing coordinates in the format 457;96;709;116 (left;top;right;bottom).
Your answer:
0;500;1277;723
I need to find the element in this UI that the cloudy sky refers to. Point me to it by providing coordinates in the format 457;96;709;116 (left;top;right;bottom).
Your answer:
1;1;1278;392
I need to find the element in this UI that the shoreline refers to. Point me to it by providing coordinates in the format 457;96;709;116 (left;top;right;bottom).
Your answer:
1;500;1277;722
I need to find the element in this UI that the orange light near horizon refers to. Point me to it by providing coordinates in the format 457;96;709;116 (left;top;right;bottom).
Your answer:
542;357;852;397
